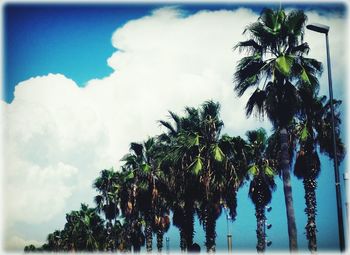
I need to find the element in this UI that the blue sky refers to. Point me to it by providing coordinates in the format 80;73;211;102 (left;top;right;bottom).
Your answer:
2;2;348;252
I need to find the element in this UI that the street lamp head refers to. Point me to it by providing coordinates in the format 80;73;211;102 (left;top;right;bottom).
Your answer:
306;23;330;34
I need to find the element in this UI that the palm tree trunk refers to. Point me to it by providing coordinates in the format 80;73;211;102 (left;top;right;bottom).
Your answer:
304;177;317;252
133;244;141;253
184;199;195;248
145;220;153;252
280;128;298;251
205;207;216;252
157;229;164;252
180;228;186;251
124;228;132;252
255;206;265;253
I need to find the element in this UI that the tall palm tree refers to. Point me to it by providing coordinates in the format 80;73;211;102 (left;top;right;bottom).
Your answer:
234;8;323;251
246;128;276;252
118;166;145;252
294;89;345;252
152;187;171;252
122;138;161;252
93;168;121;251
196;101;224;253
47;230;63;251
166;101;246;252
184;101;235;252
147;139;172;252
49;204;105;252
158;109;201;251
118;168;132;251
93;169;120;224
219;134;249;221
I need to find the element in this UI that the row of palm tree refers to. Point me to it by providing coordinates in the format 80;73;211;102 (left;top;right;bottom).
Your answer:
24;98;343;253
24;7;345;253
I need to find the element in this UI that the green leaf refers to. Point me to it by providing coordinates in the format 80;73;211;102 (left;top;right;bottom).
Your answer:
300;68;311;84
265;166;275;177
212;144;225;162
125;171;134;180
276;55;293;76
84;215;90;225
248;164;259;176
194;134;200;146
190;133;200;146
246;75;257;84
254;52;261;60
191;157;203;175
300;126;309;141
141;163;151;173
139;181;148;190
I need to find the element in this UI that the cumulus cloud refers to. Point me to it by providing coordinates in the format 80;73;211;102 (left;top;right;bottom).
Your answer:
303;11;348;99
4;235;44;251
1;7;347;250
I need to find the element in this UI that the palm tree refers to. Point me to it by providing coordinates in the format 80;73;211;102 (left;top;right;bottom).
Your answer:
219;134;249;221
64;204;105;251
294;88;345;252
93;169;120;223
196;103;224;253
117;164;146;253
246;128;276;252
152;187;171;252
93;168;121;251
163;101;245;252
42;204;105;252
185;101;231;252
234;8;323;251
24;244;37;252
122;138;161;252
158;109;201;251
146;139;172;252
47;230;63;251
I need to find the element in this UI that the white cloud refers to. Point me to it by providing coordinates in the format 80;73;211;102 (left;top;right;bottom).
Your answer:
303;11;348;99
4;235;44;251
1;7;347;250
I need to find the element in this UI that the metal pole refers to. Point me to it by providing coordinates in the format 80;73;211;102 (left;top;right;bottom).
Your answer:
325;32;345;252
225;208;232;252
166;237;170;254
264;216;266;251
227;234;232;252
344;172;349;235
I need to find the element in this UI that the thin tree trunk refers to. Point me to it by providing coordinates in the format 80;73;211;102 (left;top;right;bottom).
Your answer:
184;199;195;248
180;228;186;251
145;220;153;252
133;244;141;253
280;128;298;251
304;177;317;253
157;229;164;252
205;207;216;253
255;206;265;253
108;220;114;252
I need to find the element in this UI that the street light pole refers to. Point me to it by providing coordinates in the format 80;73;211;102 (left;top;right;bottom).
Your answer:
306;23;345;252
165;237;170;254
224;207;233;252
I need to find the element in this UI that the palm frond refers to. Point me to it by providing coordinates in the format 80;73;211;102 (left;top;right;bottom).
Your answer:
130;142;144;157
245;88;267;118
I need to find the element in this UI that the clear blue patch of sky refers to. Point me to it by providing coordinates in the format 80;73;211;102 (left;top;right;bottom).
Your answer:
3;2;346;103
